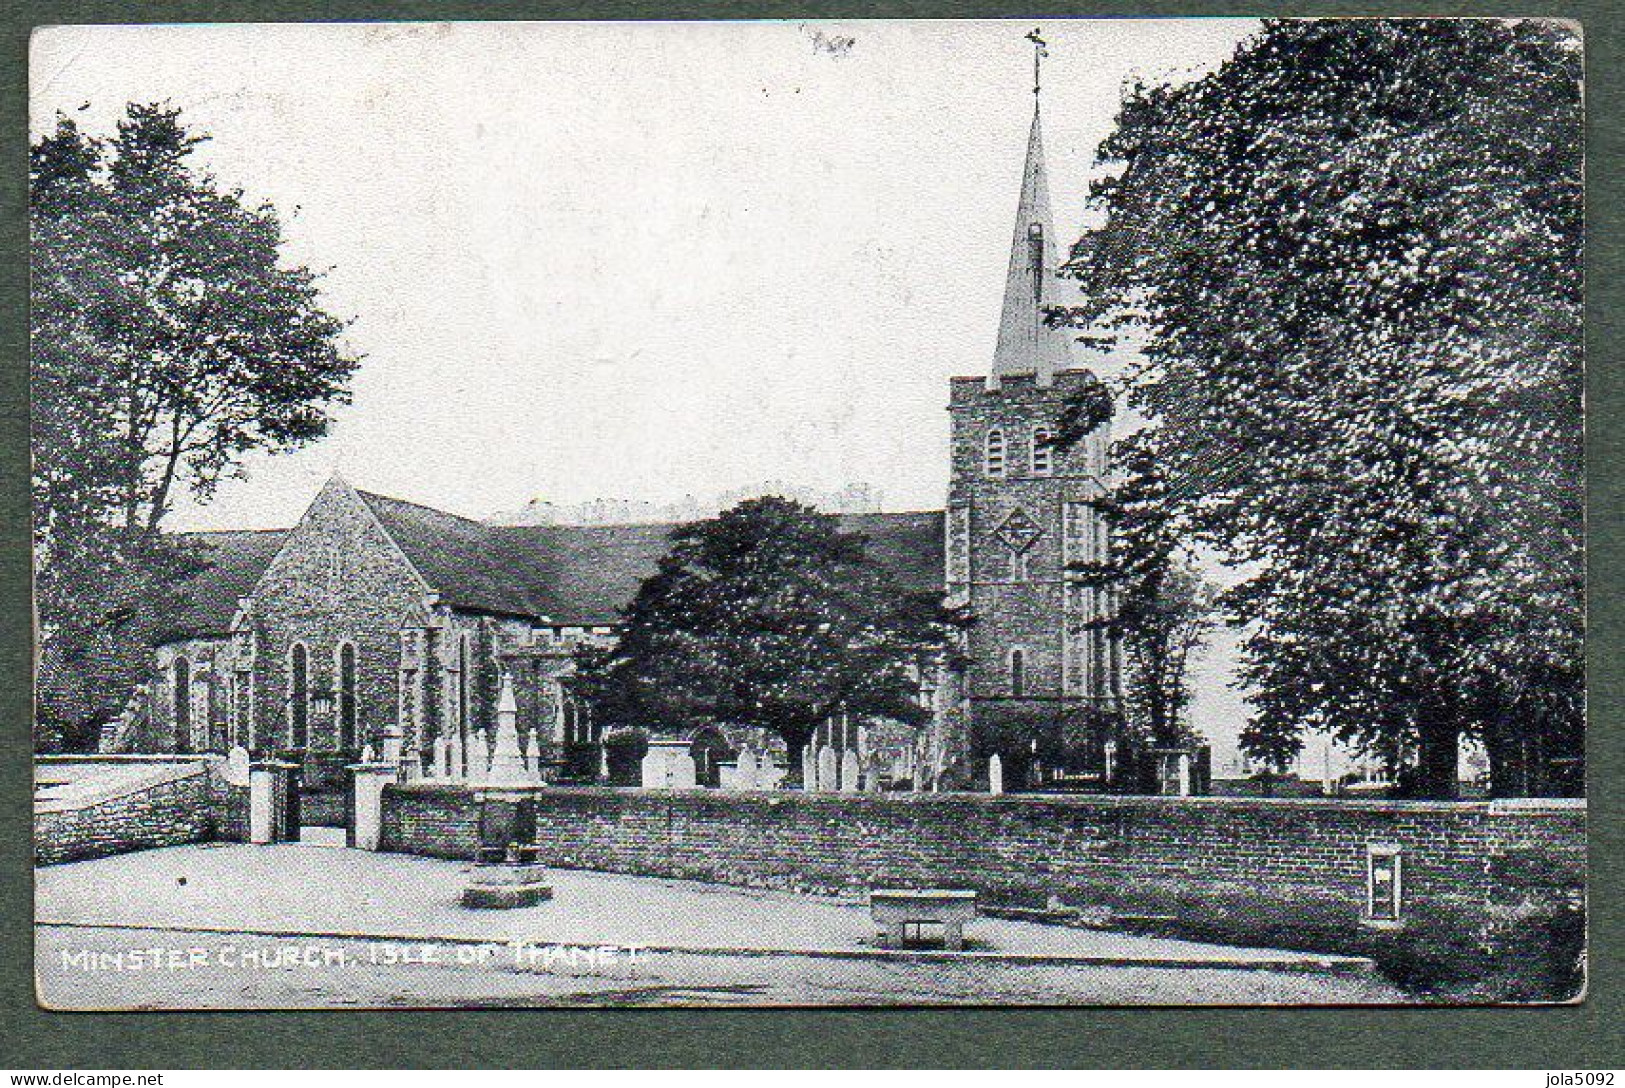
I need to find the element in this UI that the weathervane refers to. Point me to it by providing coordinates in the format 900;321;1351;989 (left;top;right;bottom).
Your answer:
1026;28;1048;98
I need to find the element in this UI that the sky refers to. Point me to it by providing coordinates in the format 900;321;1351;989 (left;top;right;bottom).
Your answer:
31;18;1277;768
30;18;1257;528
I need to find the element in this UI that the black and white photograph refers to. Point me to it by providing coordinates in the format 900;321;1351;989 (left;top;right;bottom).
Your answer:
29;17;1584;1010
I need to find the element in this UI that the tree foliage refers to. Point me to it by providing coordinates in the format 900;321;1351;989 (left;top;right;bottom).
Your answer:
1062;20;1582;796
32;104;358;542
571;497;968;776
1062;431;1216;768
31;104;357;748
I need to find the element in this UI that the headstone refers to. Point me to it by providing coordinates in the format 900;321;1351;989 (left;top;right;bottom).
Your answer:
432;735;451;780
817;746;838;793
640;741;696;789
527;728;545;782
989;754;1004;796
226;745;251;786
381;728;403;765
469;729;490;779
361;743;376;763
640;748;663;789
448;730;464;782
839;749;860;793
668;749;697;789
801;745;817;791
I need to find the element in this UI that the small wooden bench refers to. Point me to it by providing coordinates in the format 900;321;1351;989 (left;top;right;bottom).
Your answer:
870;889;978;951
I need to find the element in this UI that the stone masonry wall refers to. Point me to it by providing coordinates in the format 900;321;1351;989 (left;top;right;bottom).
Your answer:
382;786;1580;910
380;785;1584;995
246;478;430;756
34;759;249;865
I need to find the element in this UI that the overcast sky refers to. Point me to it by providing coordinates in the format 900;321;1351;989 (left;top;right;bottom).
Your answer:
33;19;1271;765
31;18;1256;530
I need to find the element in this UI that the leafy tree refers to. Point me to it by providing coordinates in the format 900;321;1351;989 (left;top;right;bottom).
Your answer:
31;105;357;748
33;105;358;537
1061;426;1217;781
1058;20;1582;797
33;530;203;752
571;497;968;781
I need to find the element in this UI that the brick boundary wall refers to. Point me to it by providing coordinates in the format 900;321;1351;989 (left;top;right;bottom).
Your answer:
380;785;1586;999
34;756;250;865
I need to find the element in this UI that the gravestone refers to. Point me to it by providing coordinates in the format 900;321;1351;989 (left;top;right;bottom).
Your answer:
732;750;756;791
447;731;464;782
225;745;251;786
989;754;1004;795
469;730;490;780
668;749;697;788
840;749;861;793
526;728;544;780
817;746;838;793
801;745;817;791
641;741;697;789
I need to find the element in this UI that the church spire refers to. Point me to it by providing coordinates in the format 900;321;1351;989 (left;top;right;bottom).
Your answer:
990;30;1072;390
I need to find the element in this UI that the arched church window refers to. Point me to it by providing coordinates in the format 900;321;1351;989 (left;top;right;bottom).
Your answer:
173;656;192;753
985;428;1006;477
1031;428;1053;476
1010;647;1027;698
337;641;357;750
288;642;309;748
457;631;473;735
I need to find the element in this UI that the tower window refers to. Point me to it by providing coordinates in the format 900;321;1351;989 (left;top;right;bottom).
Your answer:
1032;428;1053;476
985;428;1006;478
1010;648;1027;698
288;642;309;748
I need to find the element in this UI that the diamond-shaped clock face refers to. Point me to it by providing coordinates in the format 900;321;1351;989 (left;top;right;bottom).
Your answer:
995;508;1043;554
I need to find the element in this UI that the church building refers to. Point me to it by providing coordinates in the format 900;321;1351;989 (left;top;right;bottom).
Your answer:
109;89;1123;798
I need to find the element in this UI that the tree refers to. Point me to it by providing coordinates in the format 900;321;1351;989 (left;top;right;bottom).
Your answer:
1061;426;1217;781
31;105;358;748
33;105;358;539
1058;20;1582;797
570;497;968;781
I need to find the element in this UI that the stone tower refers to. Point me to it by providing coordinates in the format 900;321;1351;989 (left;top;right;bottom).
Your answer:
944;95;1121;787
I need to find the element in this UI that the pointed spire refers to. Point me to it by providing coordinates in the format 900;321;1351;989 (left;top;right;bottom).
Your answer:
990;87;1073;389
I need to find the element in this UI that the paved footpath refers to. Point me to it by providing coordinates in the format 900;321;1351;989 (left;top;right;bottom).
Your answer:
35;843;1407;1008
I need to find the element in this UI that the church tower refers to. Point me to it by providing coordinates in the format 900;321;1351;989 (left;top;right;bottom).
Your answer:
944;46;1121;788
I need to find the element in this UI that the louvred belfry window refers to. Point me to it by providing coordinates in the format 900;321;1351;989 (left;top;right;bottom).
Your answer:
985;428;1006;477
1032;428;1053;475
